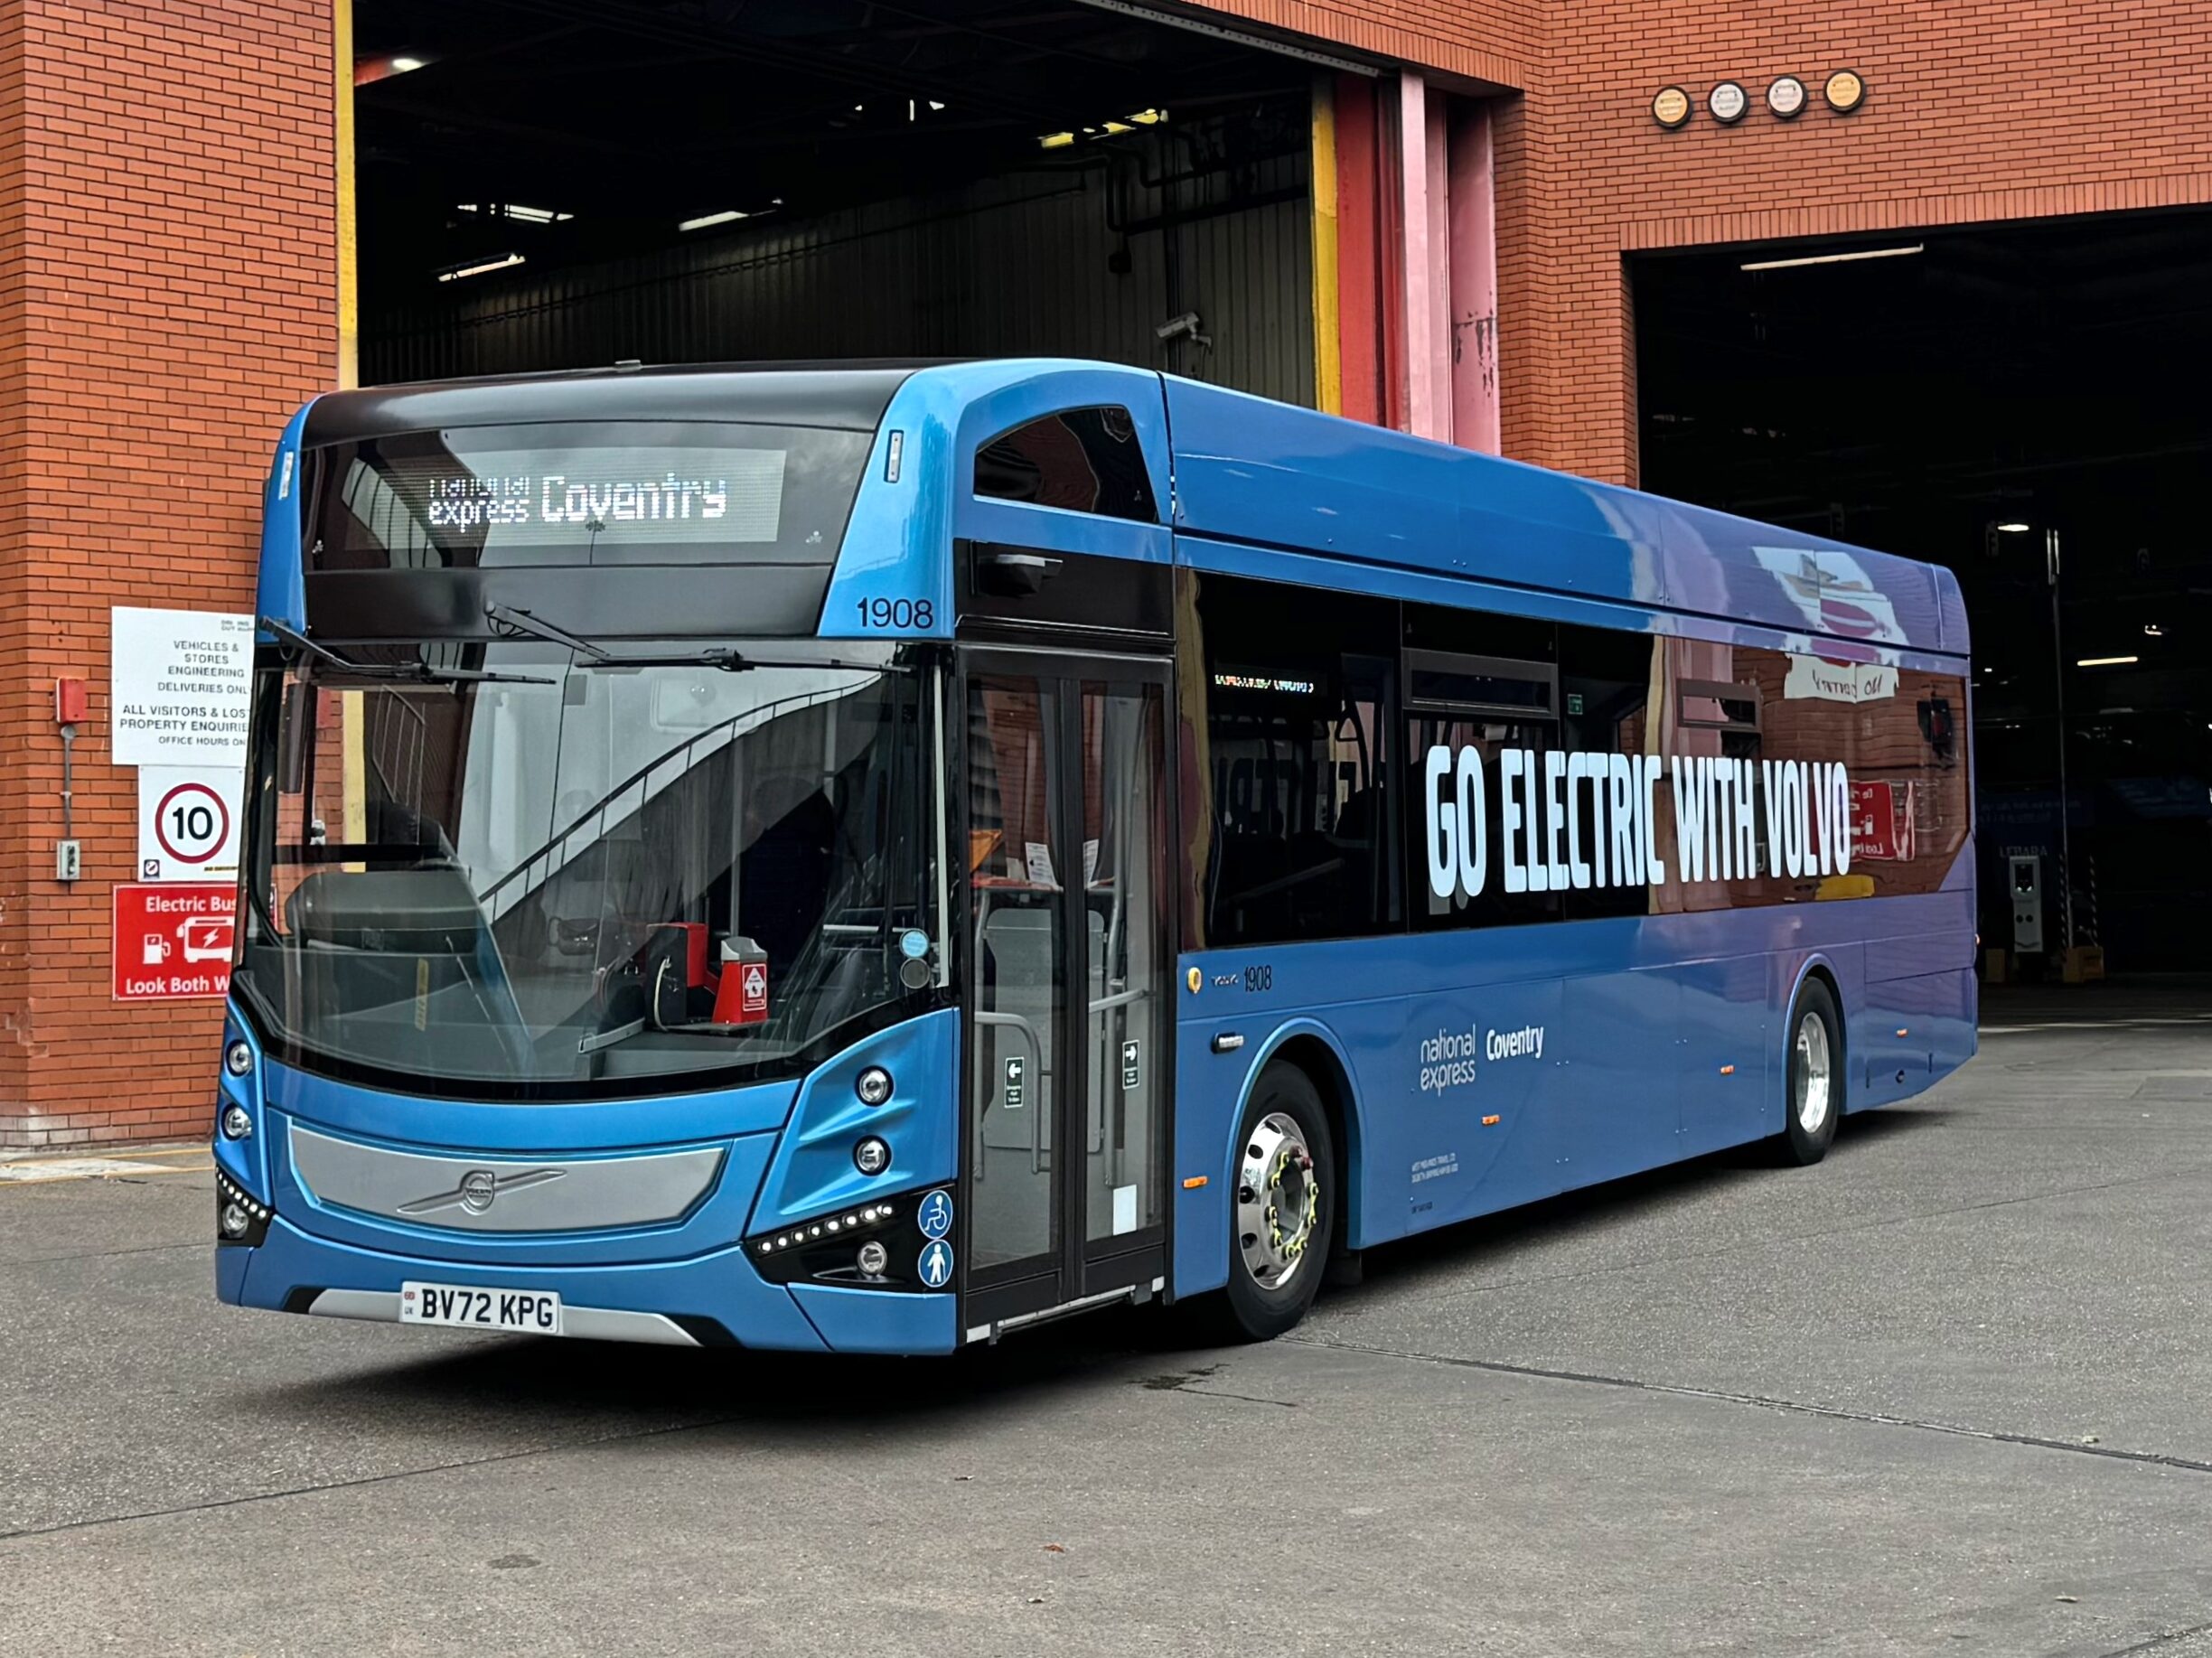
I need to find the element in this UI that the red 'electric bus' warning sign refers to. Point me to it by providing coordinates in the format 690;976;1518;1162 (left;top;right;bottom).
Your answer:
1848;780;1917;863
112;881;234;1001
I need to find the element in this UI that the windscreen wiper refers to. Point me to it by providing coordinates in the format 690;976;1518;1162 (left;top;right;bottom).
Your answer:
483;600;908;675
260;617;555;685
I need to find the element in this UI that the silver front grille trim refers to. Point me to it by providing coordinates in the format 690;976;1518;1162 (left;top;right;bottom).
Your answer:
289;1123;725;1235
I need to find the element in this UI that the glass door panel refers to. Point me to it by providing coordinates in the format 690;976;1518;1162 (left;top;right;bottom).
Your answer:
964;675;1063;1277
1080;682;1167;1253
960;655;1172;1319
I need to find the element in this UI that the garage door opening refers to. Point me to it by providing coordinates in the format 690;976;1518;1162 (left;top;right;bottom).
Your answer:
351;0;1339;404
1634;210;2212;970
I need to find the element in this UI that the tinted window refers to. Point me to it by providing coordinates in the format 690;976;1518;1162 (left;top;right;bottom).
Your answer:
973;407;1158;522
1647;639;1970;912
1411;614;1971;930
1186;575;1397;947
1559;624;1663;920
1403;607;1560;930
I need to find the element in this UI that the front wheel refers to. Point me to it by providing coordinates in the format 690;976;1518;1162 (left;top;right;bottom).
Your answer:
1780;978;1843;1166
1219;1065;1336;1342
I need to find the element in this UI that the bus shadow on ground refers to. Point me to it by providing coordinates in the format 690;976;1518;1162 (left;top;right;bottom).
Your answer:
1328;1103;1954;1303
243;1300;1181;1436
239;1110;1951;1430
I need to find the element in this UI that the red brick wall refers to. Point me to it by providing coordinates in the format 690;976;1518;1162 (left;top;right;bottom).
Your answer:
1195;0;1536;90
1203;0;2212;484
1493;0;2212;484
0;1;334;1147
3;0;2208;1144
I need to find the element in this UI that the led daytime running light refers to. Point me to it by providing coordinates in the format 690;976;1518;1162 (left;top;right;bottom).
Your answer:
216;1170;270;1225
755;1200;896;1257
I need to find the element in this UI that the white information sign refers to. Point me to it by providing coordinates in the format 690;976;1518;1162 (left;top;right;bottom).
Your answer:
1784;656;1898;705
111;608;255;768
136;765;245;882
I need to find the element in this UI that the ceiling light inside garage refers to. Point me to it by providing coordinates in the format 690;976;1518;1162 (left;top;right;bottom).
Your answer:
455;204;572;225
1739;244;1924;272
1039;108;1168;150
355;52;435;85
437;253;524;283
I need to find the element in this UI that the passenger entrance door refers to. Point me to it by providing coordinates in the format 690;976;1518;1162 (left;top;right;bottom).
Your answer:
958;653;1171;1335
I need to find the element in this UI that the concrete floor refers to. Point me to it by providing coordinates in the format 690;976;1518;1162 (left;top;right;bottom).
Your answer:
3;988;2210;1656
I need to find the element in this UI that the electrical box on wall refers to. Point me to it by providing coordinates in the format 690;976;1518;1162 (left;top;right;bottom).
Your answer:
2010;854;2045;956
54;676;87;726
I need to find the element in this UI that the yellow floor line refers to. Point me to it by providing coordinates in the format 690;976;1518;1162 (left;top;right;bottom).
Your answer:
0;1153;215;1185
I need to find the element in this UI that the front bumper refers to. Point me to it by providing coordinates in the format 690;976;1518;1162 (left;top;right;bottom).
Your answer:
218;1215;957;1355
212;1008;963;1355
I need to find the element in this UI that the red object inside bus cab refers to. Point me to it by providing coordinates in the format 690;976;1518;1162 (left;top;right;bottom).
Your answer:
713;936;769;1026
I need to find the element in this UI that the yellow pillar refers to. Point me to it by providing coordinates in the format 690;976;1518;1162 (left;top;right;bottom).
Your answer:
1308;76;1343;417
334;0;359;390
333;1;366;843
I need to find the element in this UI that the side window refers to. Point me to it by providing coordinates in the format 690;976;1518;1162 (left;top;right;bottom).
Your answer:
1403;604;1560;930
973;407;1158;523
1756;650;1969;901
1651;636;1969;911
1188;575;1398;947
1648;642;1768;913
1559;624;1661;921
1406;647;1562;930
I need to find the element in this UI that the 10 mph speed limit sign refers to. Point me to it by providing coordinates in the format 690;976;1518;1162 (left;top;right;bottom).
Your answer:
136;765;243;881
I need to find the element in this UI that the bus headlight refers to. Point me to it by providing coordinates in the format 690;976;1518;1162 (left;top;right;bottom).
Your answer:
855;1066;894;1107
215;1170;270;1247
857;1240;889;1276
853;1137;892;1176
224;1040;255;1078
220;1104;253;1140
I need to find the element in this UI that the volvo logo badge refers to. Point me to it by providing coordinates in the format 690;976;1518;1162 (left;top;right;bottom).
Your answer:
398;1166;566;1217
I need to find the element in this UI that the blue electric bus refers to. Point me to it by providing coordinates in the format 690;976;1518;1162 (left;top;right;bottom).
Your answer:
214;359;1975;1354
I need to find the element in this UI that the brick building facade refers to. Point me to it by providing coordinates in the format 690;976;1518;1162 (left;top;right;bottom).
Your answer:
1;2;334;1145
0;0;2206;1144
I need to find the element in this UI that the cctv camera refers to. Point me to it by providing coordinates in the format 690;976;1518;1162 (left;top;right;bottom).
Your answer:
1155;311;1203;342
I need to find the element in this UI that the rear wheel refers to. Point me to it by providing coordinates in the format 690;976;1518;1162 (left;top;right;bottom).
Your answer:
1219;1065;1336;1342
1780;979;1842;1166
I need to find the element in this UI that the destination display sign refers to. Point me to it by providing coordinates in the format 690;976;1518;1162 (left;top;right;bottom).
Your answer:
389;445;789;548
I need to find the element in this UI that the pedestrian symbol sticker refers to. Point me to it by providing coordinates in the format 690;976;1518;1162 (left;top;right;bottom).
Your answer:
918;1239;954;1289
917;1188;953;1240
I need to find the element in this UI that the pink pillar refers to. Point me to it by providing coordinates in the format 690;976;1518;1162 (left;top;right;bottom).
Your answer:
1394;74;1447;440
1448;101;1501;454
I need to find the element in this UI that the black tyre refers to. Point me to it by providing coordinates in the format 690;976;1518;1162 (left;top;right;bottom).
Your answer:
1219;1064;1337;1342
1780;978;1842;1166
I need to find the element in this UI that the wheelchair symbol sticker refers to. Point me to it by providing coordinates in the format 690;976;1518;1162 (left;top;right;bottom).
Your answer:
917;1189;953;1241
918;1239;954;1289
